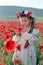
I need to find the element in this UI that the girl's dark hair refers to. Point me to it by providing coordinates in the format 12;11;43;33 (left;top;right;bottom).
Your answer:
28;16;35;33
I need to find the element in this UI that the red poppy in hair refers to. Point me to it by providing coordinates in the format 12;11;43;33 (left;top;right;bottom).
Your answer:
16;11;33;18
16;12;21;18
27;11;32;16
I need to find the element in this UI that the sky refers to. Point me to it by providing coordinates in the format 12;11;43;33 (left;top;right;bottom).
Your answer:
0;0;43;9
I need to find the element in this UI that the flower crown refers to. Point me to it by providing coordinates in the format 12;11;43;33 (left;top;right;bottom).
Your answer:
16;11;34;18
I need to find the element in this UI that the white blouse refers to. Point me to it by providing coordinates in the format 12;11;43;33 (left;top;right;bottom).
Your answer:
12;28;39;65
12;28;39;45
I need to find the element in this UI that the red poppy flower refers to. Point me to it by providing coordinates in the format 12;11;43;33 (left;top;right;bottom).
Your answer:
0;61;6;65
9;30;14;33
35;23;39;29
0;49;2;52
41;49;43;54
40;44;43;49
35;23;43;32
3;55;8;59
4;39;17;52
27;12;32;16
17;27;23;33
0;33;2;36
16;12;21;18
16;44;21;51
14;58;21;64
24;40;29;49
0;24;5;33
5;32;12;39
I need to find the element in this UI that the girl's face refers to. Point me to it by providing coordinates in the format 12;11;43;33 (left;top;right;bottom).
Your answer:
19;17;32;29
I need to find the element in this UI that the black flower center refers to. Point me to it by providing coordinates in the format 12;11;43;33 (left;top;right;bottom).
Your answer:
6;42;10;47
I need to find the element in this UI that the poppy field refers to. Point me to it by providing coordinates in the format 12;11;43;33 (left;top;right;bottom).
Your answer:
0;21;43;65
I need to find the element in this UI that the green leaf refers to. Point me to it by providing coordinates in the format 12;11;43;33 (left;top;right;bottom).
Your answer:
10;62;14;65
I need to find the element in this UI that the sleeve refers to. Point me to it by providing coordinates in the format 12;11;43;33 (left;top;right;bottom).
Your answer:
21;32;32;40
12;35;21;62
12;50;20;62
29;29;39;45
12;51;16;62
12;35;20;43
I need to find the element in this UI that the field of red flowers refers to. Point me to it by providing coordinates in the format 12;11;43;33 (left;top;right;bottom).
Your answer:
0;21;43;36
0;20;43;65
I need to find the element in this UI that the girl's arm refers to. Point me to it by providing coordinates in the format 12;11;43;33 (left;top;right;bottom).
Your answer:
29;29;39;45
12;35;21;62
12;35;20;43
21;29;39;48
12;29;21;43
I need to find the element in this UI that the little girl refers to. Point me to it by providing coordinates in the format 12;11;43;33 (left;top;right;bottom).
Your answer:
12;11;39;65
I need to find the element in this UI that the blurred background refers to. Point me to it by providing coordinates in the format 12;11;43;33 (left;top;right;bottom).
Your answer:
0;6;43;22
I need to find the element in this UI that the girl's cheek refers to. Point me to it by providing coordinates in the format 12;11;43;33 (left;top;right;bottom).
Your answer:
24;22;28;25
